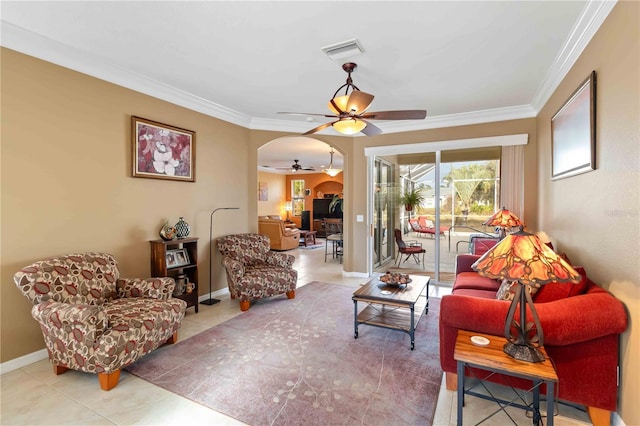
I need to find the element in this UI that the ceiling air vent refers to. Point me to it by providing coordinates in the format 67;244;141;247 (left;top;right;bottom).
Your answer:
321;39;364;61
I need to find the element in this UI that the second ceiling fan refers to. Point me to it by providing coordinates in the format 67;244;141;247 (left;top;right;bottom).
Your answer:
279;62;427;136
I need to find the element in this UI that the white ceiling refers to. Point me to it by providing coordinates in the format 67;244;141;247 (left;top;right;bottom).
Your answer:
0;1;614;172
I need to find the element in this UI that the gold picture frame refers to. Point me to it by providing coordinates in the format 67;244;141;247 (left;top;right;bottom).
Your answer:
132;116;196;182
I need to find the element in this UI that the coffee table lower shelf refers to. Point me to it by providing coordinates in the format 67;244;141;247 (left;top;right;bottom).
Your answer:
353;293;428;350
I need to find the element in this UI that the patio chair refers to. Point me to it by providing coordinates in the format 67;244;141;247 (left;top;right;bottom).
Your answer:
393;229;425;269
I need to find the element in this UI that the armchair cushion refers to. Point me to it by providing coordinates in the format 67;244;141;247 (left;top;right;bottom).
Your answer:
116;277;175;299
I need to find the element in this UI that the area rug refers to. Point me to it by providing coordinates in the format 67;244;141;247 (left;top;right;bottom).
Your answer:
125;281;442;426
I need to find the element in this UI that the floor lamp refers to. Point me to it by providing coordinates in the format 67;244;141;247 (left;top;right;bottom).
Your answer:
201;207;239;306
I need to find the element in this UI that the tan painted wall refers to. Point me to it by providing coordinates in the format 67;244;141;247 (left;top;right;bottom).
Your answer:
1;49;251;362
536;2;639;424
257;171;286;217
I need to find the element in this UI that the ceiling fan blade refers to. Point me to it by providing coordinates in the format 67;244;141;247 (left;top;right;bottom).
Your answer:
360;120;383;136
278;112;337;118
360;110;427;120
346;91;374;115
303;122;335;135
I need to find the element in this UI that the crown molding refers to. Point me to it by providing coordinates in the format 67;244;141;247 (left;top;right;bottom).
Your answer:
2;0;613;134
0;21;252;128
531;0;617;112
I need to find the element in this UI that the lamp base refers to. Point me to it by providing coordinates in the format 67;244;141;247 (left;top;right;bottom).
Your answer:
200;298;221;306
503;342;546;363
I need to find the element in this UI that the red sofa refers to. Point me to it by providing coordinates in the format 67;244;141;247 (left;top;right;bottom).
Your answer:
440;254;628;426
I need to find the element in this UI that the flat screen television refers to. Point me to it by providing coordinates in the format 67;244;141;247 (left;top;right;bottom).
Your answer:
313;198;343;219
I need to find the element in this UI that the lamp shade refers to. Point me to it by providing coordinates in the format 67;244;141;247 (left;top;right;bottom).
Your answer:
323;168;342;177
323;146;342;177
327;95;349;115
483;207;524;239
483;207;524;229
472;227;580;285
332;118;366;135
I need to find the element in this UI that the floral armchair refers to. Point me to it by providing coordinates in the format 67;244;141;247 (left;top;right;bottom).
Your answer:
13;252;187;390
217;233;298;311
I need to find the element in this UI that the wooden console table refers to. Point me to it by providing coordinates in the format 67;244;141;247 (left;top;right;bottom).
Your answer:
454;330;558;426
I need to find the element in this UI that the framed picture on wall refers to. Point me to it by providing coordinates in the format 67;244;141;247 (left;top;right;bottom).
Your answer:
292;199;304;217
291;180;305;198
551;71;596;180
132;116;196;182
258;181;268;201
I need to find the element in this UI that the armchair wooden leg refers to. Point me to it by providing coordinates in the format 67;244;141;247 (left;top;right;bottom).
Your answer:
98;370;121;391
166;332;179;344
445;372;458;391
239;300;250;311
286;290;296;299
53;364;69;375
587;406;611;426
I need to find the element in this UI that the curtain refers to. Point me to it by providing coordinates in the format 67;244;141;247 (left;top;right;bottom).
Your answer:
500;144;525;223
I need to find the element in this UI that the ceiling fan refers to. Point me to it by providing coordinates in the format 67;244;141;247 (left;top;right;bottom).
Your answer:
278;62;427;136
275;159;315;172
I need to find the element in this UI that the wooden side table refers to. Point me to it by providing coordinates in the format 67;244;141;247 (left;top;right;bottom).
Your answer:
454;330;558;426
299;230;317;247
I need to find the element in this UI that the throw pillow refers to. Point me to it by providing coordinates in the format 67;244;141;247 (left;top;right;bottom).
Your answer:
568;266;588;296
533;266;588;303
496;279;540;301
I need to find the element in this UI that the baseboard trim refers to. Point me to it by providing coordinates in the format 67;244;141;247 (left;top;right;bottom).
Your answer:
0;348;48;375
198;287;229;303
613;411;626;426
342;270;369;278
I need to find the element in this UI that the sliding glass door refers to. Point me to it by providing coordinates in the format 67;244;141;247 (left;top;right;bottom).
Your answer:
392;147;501;285
373;158;394;268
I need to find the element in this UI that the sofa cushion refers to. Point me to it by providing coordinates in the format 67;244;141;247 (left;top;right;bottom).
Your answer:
453;272;501;292
452;288;498;299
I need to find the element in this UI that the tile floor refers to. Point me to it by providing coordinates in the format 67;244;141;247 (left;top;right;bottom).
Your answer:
1;242;592;425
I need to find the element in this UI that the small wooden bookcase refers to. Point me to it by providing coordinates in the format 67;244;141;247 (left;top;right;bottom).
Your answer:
150;237;199;313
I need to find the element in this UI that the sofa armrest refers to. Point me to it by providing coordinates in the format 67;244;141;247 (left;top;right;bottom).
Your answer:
535;292;628;345
266;251;295;268
116;277;175;300
455;254;481;275
31;301;107;341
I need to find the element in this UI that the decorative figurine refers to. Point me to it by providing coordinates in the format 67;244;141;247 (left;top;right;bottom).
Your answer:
159;221;177;240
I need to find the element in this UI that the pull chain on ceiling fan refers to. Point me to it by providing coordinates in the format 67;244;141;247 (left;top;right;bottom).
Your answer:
278;63;427;136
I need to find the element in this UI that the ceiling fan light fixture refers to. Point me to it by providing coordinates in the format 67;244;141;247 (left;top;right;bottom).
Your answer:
333;118;366;135
323;146;342;177
327;95;349;114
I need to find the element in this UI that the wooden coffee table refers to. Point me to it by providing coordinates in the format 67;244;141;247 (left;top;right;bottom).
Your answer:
352;274;430;350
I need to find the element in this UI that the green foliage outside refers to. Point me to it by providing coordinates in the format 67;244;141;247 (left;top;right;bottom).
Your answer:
445;162;497;216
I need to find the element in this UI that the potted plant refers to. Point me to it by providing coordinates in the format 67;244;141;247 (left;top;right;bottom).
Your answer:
329;194;343;213
399;188;424;212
